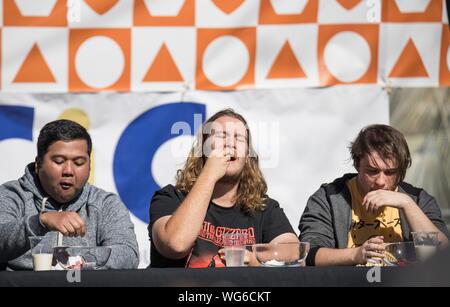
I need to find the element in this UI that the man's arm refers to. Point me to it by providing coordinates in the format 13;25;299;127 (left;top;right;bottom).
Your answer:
271;232;299;243
402;202;449;249
152;150;230;260
151;173;216;259
298;188;337;256
363;190;449;248
0;189;47;262
98;194;139;269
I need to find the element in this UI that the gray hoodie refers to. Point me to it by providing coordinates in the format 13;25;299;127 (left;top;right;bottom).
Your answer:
0;163;139;270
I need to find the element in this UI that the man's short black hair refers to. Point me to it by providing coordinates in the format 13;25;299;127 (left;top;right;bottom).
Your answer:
37;119;92;159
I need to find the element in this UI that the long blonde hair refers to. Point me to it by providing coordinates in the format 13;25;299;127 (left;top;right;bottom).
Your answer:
175;109;268;212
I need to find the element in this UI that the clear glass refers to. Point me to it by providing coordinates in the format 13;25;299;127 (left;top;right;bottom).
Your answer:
411;232;439;262
383;242;416;266
222;233;247;267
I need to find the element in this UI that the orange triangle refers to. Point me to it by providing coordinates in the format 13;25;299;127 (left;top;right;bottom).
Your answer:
13;43;56;83
212;0;245;14
267;41;306;79
336;0;362;10
389;38;429;78
143;43;184;82
84;0;119;15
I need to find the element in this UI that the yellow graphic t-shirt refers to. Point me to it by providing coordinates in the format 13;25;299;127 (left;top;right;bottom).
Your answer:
346;177;403;249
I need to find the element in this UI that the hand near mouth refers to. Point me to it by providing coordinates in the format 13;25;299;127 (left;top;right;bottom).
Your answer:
202;148;234;182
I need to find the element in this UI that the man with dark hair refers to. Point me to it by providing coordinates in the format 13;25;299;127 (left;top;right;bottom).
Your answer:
299;124;449;266
0;119;139;270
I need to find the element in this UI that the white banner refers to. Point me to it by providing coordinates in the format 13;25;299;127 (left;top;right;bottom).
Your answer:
0;0;448;92
0;86;388;267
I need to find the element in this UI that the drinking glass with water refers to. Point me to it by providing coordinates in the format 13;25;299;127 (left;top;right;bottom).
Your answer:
222;233;247;267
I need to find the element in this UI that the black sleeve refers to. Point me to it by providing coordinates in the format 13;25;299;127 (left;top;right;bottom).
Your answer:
148;185;184;239
261;198;296;243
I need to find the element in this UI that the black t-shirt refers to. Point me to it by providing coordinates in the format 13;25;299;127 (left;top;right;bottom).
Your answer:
148;184;295;268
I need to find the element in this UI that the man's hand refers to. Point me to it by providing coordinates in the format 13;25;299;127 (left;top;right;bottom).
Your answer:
39;211;86;237
362;190;415;215
353;236;385;265
202;147;232;183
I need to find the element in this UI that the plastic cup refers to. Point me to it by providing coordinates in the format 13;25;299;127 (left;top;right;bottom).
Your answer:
29;236;53;271
411;232;439;262
222;233;247;267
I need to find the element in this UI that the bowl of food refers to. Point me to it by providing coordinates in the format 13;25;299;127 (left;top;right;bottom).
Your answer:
53;246;112;270
253;242;310;267
383;242;416;266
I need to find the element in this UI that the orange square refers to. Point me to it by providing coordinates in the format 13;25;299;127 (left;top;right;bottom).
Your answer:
133;0;194;26
318;24;379;85
3;0;67;27
259;0;318;24
440;25;450;85
69;29;130;92
196;28;255;90
382;0;442;22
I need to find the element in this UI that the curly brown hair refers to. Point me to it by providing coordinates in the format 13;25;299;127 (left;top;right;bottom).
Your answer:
175;109;268;212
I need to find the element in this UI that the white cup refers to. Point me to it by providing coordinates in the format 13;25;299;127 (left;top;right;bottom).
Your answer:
222;233;247;267
29;236;53;271
32;253;53;271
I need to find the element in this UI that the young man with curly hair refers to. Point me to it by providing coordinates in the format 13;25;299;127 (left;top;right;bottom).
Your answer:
149;109;297;268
